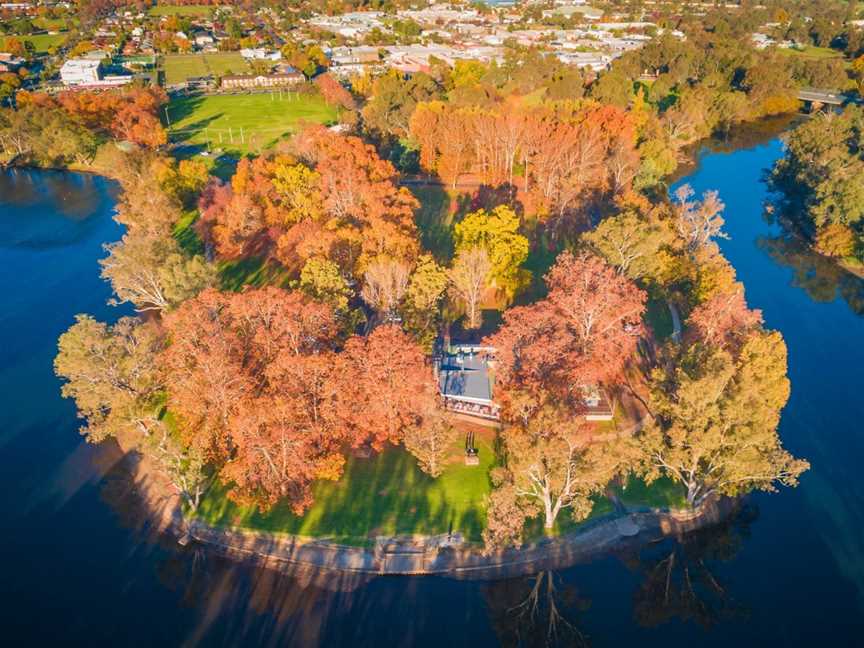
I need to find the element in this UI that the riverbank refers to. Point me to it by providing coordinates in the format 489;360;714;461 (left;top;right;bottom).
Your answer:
169;494;737;579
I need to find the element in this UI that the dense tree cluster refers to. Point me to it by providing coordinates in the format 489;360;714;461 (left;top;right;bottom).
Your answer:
772;106;864;260
50;28;809;549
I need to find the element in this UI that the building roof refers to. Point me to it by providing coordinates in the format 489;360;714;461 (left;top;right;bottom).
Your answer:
437;349;494;404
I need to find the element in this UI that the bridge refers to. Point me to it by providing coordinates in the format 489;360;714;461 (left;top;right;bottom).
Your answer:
797;88;853;107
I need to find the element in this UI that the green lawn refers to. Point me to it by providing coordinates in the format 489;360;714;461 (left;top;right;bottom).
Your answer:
167;93;338;154
19;32;67;53
613;475;688;510
194;438;497;545
409;184;455;261
778;45;844;60
644;296;674;341
149;4;217;16
162;52;249;85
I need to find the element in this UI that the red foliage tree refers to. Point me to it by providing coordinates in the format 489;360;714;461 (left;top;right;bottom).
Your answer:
338;324;436;450
160;287;337;464
315;73;356;111
487;251;646;415
686;283;763;354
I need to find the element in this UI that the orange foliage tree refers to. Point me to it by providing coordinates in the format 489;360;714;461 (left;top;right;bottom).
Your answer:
338;324;436;451
56;87;168;148
487;251;646;417
200;129;420;278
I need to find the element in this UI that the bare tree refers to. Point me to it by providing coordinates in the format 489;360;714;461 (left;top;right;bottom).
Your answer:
361;257;410;323
449;247;491;330
673;184;728;252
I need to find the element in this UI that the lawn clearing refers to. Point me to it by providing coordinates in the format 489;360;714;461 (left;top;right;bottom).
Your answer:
614;475;688;510
167;92;337;154
162;52;249;86
20;32;67;53
409;184;455;261
194;436;497;545
777;45;844;60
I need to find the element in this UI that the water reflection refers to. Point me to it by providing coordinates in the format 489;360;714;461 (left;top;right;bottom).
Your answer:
624;507;755;629
0;168;112;250
757;233;864;314
483;571;590;647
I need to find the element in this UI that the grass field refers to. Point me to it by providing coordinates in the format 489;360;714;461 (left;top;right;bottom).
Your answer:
777;45;844;60
409;185;456;261
162;52;249;85
195;437;498;545
613;475;688;510
167;92;338;153
17;32;67;53
149;4;216;16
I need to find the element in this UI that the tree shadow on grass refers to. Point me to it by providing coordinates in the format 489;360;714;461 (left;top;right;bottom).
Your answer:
195;444;493;544
165;95;206;125
409;184;455;262
218;256;292;291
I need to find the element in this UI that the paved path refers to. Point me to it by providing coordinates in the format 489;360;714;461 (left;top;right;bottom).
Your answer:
667;300;682;343
178;499;736;579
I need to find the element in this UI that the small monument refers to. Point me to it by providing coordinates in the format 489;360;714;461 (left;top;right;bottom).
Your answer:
464;430;480;466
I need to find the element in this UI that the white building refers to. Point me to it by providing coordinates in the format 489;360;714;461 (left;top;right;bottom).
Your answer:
60;59;102;85
240;48;282;61
59;58;132;87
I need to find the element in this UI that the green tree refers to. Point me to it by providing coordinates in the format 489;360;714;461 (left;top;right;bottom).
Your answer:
584;194;679;285
299;257;352;312
402;254;448;350
641;331;809;508
454;205;530;299
100;232;215;313
55;315;164;444
502;407;640;530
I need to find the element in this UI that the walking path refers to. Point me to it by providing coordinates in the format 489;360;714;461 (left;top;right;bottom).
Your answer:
667;300;682;342
176;498;735;579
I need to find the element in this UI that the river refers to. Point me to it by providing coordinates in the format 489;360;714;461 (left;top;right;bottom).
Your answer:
1;122;864;646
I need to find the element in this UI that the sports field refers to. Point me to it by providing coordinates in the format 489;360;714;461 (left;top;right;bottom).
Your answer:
15;32;67;53
167;92;338;153
162;52;249;86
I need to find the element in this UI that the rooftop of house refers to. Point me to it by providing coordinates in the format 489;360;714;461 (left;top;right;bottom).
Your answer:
437;346;495;404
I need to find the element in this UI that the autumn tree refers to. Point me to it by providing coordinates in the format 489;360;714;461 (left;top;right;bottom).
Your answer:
686;283;763;353
454;205;530;299
402;254;448;350
361;257;410;323
297;128;420;272
315;73;356;111
641;331;809;508
339;324;435;450
482;479;532;553
487;251;646;413
299;257;352;312
222;353;347;513
403;407;457;477
448;246;492;330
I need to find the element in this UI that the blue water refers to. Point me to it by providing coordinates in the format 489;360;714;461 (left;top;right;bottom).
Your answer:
1;126;863;645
